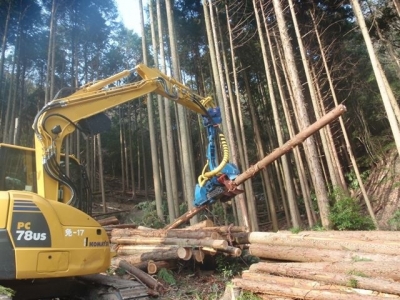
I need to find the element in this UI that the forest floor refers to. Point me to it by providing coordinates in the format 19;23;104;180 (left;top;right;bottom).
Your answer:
92;150;400;299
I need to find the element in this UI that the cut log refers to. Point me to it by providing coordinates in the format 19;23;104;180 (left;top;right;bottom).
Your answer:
218;246;242;257
202;247;217;256
132;260;176;274
278;231;400;242
249;261;400;281
111;228;221;239
118;260;164;293
97;216;119;226
193;249;205;262
164;205;208;230
191;226;248;233
184;219;214;229
137;226;154;230
103;224;137;230
232;278;397;300
116;245;178;255
111;236;229;250
233;105;346;186
147;260;176;274
111;248;180;265
177;247;192;260
248;263;400;295
248;244;400;262
246;232;400;255
164;106;345;229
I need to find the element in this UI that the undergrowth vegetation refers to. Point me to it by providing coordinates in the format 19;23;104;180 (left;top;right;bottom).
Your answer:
329;191;375;231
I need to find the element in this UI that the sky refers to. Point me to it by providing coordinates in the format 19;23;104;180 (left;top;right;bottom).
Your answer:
115;0;147;34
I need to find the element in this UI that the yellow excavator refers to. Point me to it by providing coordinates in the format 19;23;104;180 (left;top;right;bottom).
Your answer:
0;64;241;299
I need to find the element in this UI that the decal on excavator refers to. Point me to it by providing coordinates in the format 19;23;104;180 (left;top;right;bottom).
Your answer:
11;200;51;247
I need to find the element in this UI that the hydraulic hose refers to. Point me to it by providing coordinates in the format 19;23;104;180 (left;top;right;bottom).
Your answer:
197;133;229;187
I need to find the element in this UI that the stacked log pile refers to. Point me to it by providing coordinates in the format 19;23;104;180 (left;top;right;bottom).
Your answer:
109;221;248;275
232;230;400;299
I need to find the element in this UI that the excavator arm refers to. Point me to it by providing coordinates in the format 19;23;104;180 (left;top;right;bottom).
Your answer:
33;64;241;207
0;64;241;285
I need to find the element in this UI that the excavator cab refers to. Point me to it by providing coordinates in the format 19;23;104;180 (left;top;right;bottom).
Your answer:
0;144;92;214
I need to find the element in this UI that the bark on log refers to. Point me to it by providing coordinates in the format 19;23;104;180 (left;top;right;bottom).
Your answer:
278;231;400;242
118;260;164;293
116;245;178;255
111;228;221;239
248;263;400;295
165;106;345;229
232;278;396;300
131;260;176;274
193;249;205;262
97;216;119;226
111;236;229;250
187;226;248;233
218;246;242;257
233;105;346;186
249;261;400;281
164;205;207;230
184;219;214;229
249;244;400;262
246;232;400;255
112;248;180;265
202;247;217;256
103;224;137;230
146;260;176;274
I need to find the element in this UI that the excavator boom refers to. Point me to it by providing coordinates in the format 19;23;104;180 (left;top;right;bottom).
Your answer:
0;64;240;288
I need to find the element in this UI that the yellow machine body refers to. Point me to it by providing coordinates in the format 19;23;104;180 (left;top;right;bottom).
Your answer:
0;190;110;279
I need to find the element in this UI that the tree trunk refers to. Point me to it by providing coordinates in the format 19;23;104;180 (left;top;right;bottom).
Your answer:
0;0;11;112
207;0;249;229
268;27;316;227
310;9;378;227
165;0;197;223
225;3;255;229
349;0;400;156
149;0;175;222
139;0;163;221
272;0;332;228
157;0;180;218
254;0;300;229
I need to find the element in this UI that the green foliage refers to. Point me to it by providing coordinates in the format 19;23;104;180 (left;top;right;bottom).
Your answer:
388;209;400;230
237;291;262;300
157;268;176;285
347;270;368;277
345;171;370;191
329;197;375;231
0;286;15;297
215;255;245;279
311;223;326;231
290;227;301;234
352;256;372;262
130;201;166;229
348;278;358;288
